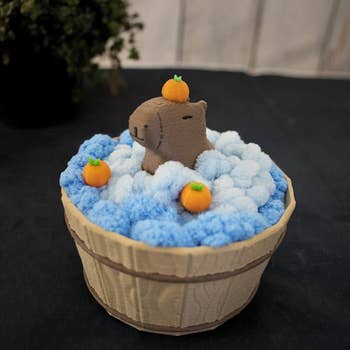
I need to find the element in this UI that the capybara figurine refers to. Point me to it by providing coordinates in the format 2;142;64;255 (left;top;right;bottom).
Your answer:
129;96;213;174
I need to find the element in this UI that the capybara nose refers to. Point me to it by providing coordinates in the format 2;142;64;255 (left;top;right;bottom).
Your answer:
133;126;138;138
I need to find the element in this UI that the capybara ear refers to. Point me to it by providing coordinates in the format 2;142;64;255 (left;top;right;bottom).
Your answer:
196;100;207;113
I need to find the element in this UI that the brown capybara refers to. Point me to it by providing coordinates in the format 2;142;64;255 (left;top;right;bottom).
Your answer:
129;97;213;174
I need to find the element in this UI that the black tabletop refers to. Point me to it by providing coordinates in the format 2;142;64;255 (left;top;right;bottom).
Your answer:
1;69;349;350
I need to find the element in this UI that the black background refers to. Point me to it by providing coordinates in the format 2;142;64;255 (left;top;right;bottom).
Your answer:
1;69;349;349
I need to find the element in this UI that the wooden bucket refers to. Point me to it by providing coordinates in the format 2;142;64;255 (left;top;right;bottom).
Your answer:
61;176;295;335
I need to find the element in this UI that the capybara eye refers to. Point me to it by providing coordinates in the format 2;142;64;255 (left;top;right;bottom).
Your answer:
182;115;192;120
144;124;148;128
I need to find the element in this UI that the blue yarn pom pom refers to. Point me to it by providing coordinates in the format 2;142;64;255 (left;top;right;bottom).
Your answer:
119;129;134;146
259;199;285;225
201;233;232;247
70;186;100;213
87;200;130;235
270;164;288;192
131;220;195;247
120;194;180;224
59;165;84;196
79;134;118;159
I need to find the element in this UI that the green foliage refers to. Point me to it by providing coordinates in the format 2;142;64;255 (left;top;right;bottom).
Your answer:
0;0;143;99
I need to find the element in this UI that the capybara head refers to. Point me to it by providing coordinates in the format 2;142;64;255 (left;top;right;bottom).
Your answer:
129;97;207;151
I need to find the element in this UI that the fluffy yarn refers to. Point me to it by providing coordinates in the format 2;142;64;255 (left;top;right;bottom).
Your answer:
60;129;287;248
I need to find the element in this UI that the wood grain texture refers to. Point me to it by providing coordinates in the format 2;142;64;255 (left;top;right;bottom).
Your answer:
82;269;261;335
79;246;267;331
61;174;295;334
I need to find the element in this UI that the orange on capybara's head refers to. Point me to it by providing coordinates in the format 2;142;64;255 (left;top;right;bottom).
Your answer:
82;157;111;187
180;182;211;213
161;74;189;103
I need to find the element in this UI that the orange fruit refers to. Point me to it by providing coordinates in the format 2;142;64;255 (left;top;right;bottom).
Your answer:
161;74;189;103
180;182;211;213
82;157;111;187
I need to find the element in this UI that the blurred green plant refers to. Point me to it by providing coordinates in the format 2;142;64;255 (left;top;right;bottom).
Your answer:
0;0;143;100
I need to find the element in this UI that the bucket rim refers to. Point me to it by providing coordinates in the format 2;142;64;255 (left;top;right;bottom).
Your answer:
61;174;296;257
